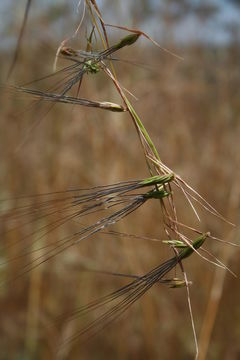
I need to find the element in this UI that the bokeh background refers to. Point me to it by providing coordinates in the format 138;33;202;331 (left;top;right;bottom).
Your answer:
0;1;240;359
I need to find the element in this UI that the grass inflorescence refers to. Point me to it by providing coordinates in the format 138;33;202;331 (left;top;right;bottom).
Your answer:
1;0;238;358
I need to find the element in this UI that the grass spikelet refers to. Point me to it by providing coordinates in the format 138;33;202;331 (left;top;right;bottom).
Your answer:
56;234;207;347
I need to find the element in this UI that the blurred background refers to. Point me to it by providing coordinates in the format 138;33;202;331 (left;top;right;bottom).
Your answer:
0;1;240;359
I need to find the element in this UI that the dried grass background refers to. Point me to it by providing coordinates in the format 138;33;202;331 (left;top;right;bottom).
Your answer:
0;1;240;359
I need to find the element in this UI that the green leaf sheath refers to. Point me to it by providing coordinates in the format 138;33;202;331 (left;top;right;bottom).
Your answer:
143;189;170;200
139;174;174;187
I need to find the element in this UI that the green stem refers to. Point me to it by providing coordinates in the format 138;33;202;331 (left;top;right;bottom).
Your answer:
125;98;161;162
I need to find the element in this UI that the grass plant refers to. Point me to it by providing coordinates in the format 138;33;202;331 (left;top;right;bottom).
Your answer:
0;1;239;359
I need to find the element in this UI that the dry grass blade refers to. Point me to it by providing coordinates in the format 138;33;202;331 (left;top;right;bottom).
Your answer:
6;0;32;80
147;154;235;226
5;85;126;112
104;23;184;60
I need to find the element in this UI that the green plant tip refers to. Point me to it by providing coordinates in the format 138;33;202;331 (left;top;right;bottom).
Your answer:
114;33;140;51
179;233;208;261
100;102;125;112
